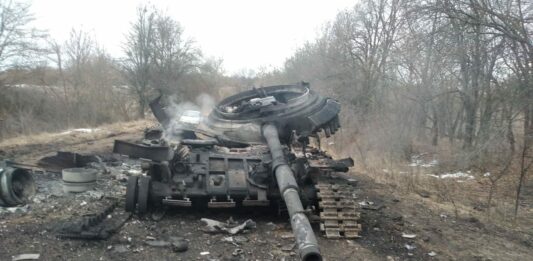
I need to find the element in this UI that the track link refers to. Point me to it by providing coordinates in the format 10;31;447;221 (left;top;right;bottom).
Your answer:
56;201;132;240
315;181;361;239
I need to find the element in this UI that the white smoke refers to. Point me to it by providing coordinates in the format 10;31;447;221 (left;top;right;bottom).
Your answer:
162;93;216;144
196;93;216;116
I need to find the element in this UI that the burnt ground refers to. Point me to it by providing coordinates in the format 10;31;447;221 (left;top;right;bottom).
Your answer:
0;124;532;261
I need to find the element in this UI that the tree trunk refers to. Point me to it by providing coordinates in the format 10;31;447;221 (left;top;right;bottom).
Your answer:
487;182;496;219
478;91;493;145
505;106;515;153
432;106;439;146
463;99;476;149
514;141;530;218
515;98;533;217
138;92;146;119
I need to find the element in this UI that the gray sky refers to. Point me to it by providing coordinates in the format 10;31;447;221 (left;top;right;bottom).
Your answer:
31;0;356;75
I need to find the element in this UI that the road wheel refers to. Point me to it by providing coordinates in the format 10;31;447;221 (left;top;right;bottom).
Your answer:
0;171;18;206
125;176;139;212
62;168;98;183
137;176;151;215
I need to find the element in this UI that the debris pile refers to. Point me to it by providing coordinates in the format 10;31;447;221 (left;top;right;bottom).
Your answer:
201;217;257;235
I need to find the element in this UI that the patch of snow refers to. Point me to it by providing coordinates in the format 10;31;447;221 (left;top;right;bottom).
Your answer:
408;157;439;168
60;128;100;135
421;159;439;167
441;172;475;179
483;172;491;177
11;83;43;89
358;201;374;207
428;171;475;180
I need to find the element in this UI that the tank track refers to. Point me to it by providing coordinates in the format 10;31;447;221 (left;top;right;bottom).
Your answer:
315;179;361;239
56;201;132;240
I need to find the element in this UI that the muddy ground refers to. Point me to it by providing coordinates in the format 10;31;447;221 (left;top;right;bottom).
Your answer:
0;123;532;261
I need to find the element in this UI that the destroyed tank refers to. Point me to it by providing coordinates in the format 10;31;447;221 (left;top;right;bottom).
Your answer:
115;82;360;261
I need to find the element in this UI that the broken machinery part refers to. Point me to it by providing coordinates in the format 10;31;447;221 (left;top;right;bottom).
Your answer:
0;162;36;207
62;168;98;194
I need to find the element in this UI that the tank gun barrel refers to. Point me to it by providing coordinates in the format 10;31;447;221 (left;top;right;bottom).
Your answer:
262;123;322;261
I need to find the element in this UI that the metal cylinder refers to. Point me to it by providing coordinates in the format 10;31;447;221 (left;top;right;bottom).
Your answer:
262;123;322;261
0;166;36;207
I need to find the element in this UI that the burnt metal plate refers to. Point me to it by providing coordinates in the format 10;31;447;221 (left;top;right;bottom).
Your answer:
113;140;173;162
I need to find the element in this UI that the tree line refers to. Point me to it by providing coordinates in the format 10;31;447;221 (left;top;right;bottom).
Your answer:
0;2;230;139
257;0;532;217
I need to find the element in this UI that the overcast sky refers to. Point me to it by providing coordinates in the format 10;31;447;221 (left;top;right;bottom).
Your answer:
30;0;356;75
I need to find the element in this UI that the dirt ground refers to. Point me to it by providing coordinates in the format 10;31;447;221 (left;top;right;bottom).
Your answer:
0;122;532;261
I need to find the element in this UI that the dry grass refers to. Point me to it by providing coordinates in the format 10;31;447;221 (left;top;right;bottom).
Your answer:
0;119;154;149
327;124;533;234
358;159;533;230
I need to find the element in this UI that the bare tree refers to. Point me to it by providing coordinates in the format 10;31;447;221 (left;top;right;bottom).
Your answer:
63;28;94;103
436;0;532;217
329;0;404;117
47;39;71;127
65;29;93;82
0;0;46;75
151;13;200;96
121;6;203;117
122;6;156;118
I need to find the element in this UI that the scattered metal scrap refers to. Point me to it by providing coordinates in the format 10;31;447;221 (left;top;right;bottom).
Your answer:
201;218;256;235
359;200;384;211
